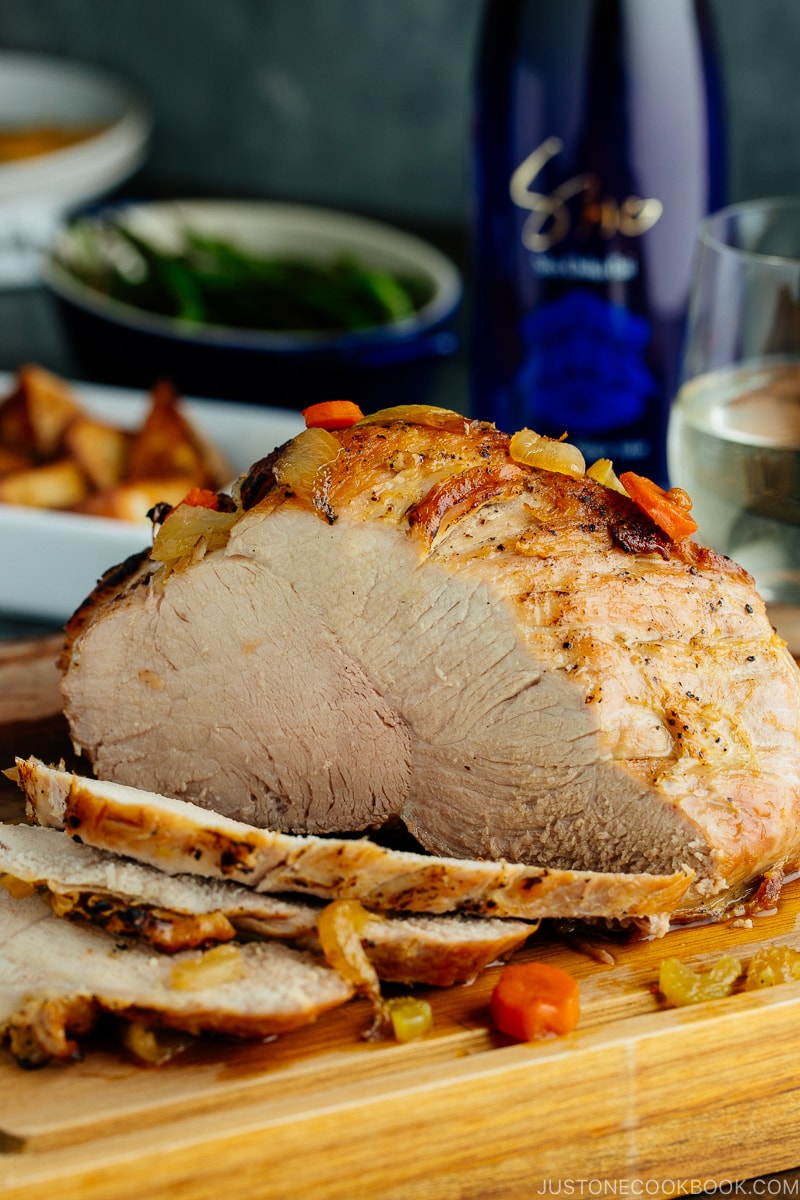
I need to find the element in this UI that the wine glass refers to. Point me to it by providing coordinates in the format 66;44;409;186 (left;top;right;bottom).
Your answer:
668;197;800;618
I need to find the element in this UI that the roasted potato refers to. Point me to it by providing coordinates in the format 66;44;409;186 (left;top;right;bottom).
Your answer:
0;446;31;475
62;417;130;491
0;367;232;523
0;364;83;459
127;379;230;489
0;458;89;509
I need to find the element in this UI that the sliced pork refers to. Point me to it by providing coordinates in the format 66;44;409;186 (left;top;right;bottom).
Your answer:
0;821;533;983
17;757;692;931
56;408;800;917
0;886;353;1065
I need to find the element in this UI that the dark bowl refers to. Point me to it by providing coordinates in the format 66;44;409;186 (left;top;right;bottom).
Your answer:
42;199;463;410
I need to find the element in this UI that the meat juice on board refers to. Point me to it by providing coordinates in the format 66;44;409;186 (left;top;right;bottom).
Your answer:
470;0;727;484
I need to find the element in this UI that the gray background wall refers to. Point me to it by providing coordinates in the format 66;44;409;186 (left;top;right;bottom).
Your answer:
0;0;798;231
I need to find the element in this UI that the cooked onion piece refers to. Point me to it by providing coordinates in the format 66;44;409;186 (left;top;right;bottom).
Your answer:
169;943;244;991
586;457;628;495
509;429;586;478
0;873;36;900
120;1020;196;1065
273;427;341;504
357;405;465;428
151;503;240;567
316;899;382;1004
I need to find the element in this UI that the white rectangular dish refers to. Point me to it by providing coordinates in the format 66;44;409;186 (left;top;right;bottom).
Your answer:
0;374;304;623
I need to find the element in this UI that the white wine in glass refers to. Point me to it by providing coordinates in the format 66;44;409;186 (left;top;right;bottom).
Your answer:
668;200;800;605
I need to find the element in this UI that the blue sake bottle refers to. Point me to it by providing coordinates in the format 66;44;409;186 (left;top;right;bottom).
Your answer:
470;0;727;483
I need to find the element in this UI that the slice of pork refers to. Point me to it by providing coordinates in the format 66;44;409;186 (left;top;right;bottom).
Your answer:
56;411;800;918
0;886;353;1061
0;821;321;937
0;821;533;984
16;757;692;933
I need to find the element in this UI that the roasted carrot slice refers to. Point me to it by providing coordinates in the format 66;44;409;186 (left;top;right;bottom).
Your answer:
301;400;364;431
619;471;698;541
490;961;580;1041
182;486;220;510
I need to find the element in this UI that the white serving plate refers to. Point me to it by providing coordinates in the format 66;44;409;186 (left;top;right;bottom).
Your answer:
0;375;304;623
0;52;152;286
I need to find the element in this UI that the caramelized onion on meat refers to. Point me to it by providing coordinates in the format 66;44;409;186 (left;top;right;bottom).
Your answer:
169;943;244;991
273;427;341;505
0;873;36;900
586;457;628;495
151;502;240;570
356;404;466;430
509;429;586;478
120;1020;196;1066
316;899;382;1004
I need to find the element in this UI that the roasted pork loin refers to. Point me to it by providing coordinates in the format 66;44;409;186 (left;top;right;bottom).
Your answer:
57;408;800;920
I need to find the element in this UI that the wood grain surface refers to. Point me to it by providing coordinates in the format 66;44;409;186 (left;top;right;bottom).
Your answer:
2;633;800;1198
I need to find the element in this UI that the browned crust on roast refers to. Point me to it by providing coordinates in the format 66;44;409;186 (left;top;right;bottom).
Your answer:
3;981;349;1053
58;414;749;676
246;417;751;580
2;970;350;1049
238;443;289;511
407;464;524;542
62;786;262;877
51;893;237;953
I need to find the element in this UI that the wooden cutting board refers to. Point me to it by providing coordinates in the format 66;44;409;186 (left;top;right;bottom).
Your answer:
3;635;800;1198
